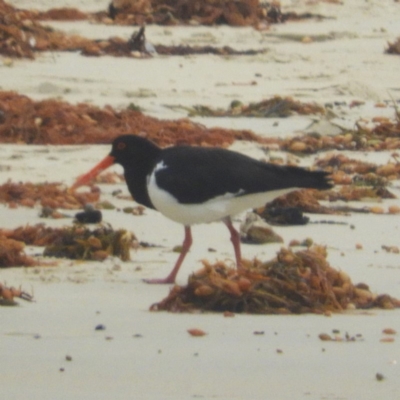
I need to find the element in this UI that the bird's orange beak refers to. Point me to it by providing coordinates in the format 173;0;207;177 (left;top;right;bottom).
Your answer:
71;155;115;190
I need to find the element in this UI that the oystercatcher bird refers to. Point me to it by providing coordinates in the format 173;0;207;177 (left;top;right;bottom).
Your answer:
72;135;332;284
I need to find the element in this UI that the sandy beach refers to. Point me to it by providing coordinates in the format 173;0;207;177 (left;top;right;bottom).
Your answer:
1;1;400;399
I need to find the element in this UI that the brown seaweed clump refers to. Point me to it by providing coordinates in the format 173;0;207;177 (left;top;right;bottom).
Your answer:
0;224;135;261
282;117;400;154
0;281;34;305
0;235;36;267
151;246;400;314
0;180;100;209
0;1;266;59
0;91;264;147
315;153;400;185
262;189;335;215
0;0;92;58
386;37;400;55
172;96;325;118
93;0;329;27
98;0;262;27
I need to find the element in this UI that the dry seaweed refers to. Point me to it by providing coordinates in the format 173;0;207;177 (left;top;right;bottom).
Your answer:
154;44;267;56
0;235;36;267
282;117;400;154
170;96;325;118
91;0;329;27
0;91;264;147
0;2;267;59
151;246;400;314
0;281;34;305
260;206;310;226
0;180;99;209
0;0;92;58
386;37;400;55
95;0;264;27
11;0;330;28
0;223;135;261
262;189;335;215
260;186;395;219
125;25;267;56
314;185;395;202
1;92;399;151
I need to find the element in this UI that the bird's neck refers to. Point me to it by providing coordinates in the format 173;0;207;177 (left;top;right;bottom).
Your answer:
123;166;155;209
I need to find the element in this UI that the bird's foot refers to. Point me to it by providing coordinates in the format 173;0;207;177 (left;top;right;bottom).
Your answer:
143;277;175;285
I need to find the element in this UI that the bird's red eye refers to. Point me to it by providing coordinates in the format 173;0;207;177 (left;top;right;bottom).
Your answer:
117;142;126;150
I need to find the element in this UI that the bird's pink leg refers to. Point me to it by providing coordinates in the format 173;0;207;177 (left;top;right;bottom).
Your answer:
224;217;243;270
144;226;192;284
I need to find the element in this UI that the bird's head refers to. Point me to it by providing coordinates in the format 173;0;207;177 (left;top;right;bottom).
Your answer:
71;135;160;190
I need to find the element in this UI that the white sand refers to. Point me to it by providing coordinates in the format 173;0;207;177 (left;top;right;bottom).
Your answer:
1;1;400;399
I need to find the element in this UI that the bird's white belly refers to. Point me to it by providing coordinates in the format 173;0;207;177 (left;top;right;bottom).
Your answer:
148;173;296;225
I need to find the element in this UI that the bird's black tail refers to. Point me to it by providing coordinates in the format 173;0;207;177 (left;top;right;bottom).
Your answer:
285;166;333;190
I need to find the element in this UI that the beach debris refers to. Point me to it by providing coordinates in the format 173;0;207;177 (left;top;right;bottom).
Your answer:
318;331;363;342
74;205;103;224
258;206;309;226
6;0;330;28
386;37;400;55
0;223;136;261
0;235;37;267
260;183;396;217
380;337;395;343
40;206;69;219
262;190;335;215
282;116;400;154
0;2;266;59
0;91;262;147
382;328;397;335
0;0;91;58
376;373;385;381
170;96;325;118
127;25;154;55
43;225;134;261
125;26;264;57
315;153;400;183
289;238;313;248
381;245;399;254
91;0;330;27
123;206;146;216
150;245;400;314
240;213;283;244
187;328;207;337
0;180;99;209
0;281;34;305
1;91;400;152
99;0;262;27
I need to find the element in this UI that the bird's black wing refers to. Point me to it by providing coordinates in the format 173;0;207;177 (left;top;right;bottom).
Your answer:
155;146;330;204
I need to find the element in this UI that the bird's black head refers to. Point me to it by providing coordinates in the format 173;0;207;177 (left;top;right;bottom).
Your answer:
109;135;161;169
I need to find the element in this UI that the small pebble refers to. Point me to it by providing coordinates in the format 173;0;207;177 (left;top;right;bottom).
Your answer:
376;373;385;381
187;328;207;337
382;328;397;335
318;333;332;341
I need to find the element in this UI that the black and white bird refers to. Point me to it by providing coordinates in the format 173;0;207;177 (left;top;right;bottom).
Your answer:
72;135;332;284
